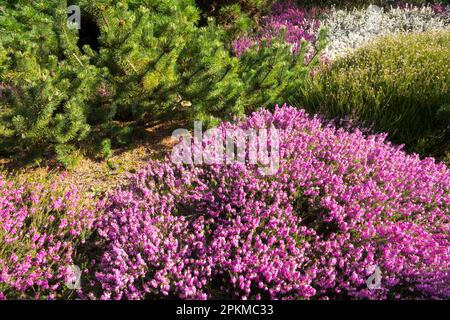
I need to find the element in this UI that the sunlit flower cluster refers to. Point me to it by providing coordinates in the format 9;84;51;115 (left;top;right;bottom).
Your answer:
0;174;100;299
323;4;450;59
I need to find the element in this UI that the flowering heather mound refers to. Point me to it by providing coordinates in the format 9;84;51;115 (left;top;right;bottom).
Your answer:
88;106;450;300
322;4;450;59
0;174;100;299
232;1;321;56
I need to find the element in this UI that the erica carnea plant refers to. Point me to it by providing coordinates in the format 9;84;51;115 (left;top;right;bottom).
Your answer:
227;0;328;115
297;31;450;159
0;0;104;166
85;106;450;300
0;172;102;299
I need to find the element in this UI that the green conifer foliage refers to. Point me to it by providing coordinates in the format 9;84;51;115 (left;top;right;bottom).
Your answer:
80;0;201;121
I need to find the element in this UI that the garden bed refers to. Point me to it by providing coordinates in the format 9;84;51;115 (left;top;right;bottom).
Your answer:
0;0;449;300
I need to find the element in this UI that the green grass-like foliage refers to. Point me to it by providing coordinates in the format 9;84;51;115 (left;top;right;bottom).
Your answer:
297;31;450;160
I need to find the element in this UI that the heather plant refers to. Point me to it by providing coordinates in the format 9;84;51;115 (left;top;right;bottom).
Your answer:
299;0;446;8
297;31;450;159
0;0;323;166
0;171;102;299
227;0;328;114
236;27;328;113
231;1;450;59
232;1;322;56
86;106;450;300
321;4;450;59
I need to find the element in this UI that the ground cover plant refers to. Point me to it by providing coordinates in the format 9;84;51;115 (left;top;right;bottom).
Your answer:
232;1;322;56
321;3;450;59
0;0;324;166
81;106;449;299
0;0;449;301
232;1;450;161
232;1;450;59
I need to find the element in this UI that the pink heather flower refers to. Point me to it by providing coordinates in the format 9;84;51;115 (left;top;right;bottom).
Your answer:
59;171;68;180
232;37;257;57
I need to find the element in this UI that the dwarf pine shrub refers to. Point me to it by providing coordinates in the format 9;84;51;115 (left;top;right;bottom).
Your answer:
0;0;103;165
0;171;102;299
